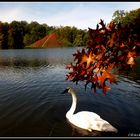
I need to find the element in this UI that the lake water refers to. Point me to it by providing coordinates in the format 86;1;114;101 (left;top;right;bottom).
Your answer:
0;47;140;137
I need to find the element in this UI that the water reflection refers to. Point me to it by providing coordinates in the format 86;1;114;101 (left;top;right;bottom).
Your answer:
114;58;140;84
0;58;49;68
0;48;76;68
67;120;118;137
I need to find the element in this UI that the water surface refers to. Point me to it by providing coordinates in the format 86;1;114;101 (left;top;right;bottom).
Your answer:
0;48;140;137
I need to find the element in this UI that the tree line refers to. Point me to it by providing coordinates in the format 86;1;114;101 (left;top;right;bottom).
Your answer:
0;21;88;49
0;7;140;49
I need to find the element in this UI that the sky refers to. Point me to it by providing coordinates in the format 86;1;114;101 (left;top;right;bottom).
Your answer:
0;2;140;30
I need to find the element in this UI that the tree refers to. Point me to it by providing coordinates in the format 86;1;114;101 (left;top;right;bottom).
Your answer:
0;22;4;49
73;34;83;47
23;34;31;46
24;21;47;46
82;30;88;45
8;26;14;49
112;8;140;36
0;22;9;49
2;22;9;49
112;10;126;25
54;26;87;47
8;21;25;49
124;8;140;36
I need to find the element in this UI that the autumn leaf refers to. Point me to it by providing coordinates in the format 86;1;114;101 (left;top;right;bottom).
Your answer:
107;33;116;47
98;73;107;87
80;52;95;69
97;69;116;89
120;43;125;48
127;57;135;66
127;51;136;66
73;50;83;62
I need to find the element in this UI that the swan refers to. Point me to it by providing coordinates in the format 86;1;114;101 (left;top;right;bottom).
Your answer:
62;87;118;133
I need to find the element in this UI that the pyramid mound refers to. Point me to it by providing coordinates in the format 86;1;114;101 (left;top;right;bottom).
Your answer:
31;33;63;48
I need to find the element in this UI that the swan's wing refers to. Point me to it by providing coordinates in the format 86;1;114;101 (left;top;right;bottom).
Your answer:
75;111;101;119
67;111;102;131
67;111;117;132
73;111;117;132
67;112;94;130
71;111;102;128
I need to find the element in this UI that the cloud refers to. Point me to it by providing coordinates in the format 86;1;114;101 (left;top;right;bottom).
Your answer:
44;2;140;29
0;2;140;29
43;4;114;29
0;8;24;22
123;2;140;11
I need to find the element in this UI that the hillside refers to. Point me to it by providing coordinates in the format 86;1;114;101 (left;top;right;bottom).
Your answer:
26;33;63;48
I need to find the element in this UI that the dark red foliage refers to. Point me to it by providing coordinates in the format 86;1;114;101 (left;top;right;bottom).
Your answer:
66;20;140;94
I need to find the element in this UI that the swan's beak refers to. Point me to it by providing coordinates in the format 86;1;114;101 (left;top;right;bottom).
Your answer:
61;88;69;94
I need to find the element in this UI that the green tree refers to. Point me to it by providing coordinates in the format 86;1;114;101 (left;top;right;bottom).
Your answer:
124;8;140;36
0;22;9;49
24;21;46;46
8;21;25;49
0;22;4;49
82;33;88;46
8;27;14;49
2;22;9;49
73;34;83;46
112;10;126;25
112;8;140;37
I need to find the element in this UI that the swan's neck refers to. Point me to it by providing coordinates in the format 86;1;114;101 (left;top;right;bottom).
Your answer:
66;90;77;117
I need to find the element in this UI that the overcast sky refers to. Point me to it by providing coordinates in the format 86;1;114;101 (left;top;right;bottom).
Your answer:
0;2;140;30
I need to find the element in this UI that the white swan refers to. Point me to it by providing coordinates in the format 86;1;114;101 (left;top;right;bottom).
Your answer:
62;87;118;133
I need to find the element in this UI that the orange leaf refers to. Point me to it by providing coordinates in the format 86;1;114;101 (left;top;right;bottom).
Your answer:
80;52;95;69
127;57;135;65
98;70;117;87
103;85;111;94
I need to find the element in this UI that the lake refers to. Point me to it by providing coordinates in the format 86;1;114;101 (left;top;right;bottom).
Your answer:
0;47;140;137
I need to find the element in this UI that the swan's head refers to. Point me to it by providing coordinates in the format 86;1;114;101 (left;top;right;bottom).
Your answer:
62;87;76;95
61;87;71;94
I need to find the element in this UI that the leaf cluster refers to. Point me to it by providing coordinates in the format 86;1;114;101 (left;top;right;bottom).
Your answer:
66;20;140;94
